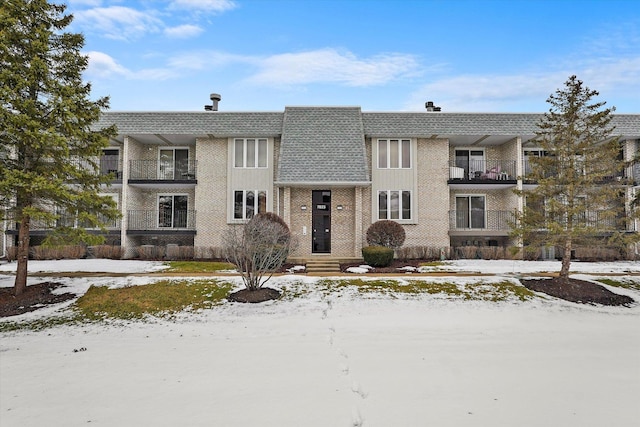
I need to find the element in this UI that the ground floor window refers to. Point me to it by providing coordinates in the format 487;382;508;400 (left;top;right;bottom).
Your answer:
378;190;411;220
234;190;267;220
456;195;485;229
158;195;188;228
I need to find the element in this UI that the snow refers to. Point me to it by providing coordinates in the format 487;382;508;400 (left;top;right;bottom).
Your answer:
1;259;640;426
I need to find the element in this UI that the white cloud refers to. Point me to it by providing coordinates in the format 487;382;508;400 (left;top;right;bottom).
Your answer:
405;53;640;113
85;51;130;78
74;6;162;40
85;51;181;81
164;24;204;39
168;0;237;13
166;51;251;70
246;49;422;87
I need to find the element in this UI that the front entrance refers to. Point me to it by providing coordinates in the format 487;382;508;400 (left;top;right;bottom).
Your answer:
312;190;331;253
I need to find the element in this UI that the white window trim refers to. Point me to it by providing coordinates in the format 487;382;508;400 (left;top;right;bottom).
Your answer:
377;139;412;169
233;190;268;220
377;190;412;221
234;138;269;169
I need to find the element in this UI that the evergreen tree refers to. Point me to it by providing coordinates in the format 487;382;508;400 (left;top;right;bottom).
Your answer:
513;75;629;281
0;0;118;295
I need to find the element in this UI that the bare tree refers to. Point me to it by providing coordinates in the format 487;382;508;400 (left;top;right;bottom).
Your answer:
223;213;293;291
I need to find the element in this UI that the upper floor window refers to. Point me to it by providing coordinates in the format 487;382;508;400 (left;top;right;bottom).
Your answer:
100;148;120;177
235;138;268;168
378;139;411;169
159;148;190;180
378;190;411;220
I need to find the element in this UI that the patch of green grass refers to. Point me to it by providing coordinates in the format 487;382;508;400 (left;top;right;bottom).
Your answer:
74;279;234;320
418;261;447;268
314;278;538;301
164;261;236;273
0;315;79;333
596;278;640;292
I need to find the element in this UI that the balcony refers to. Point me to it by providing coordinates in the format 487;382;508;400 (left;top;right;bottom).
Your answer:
127;210;196;235
448;159;517;188
5;214;121;236
128;160;197;186
449;210;514;236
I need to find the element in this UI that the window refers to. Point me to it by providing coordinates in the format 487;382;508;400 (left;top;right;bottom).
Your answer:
158;195;188;228
234;190;267;220
234;139;268;168
456;196;485;229
159;148;189;180
378;139;411;169
100;149;120;177
455;149;484;178
378;190;411;220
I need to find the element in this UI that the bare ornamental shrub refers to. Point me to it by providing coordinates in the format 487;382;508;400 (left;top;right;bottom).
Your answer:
478;246;505;260
223;213;294;291
31;245;86;260
90;245;123;259
366;220;406;249
456;246;478;260
194;246;225;260
137;245;165;260
396;246;449;261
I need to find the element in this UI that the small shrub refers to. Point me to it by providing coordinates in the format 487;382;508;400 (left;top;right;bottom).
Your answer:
478;246;505;260
31;245;86;260
396;246;449;261
90;245;123;259
456;246;478;259
366;220;406;249
362;245;394;267
137;245;165;260
194;246;225;260
6;247;17;262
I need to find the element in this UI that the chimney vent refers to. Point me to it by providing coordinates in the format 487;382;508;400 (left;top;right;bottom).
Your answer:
204;93;221;111
425;101;441;112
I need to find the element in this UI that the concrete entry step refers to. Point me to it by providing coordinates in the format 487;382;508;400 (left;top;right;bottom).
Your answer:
304;259;342;274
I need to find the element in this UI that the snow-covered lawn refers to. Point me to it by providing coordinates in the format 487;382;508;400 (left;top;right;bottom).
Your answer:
1;259;639;426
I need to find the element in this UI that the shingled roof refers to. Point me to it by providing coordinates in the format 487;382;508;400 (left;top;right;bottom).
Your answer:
97;110;639;139
275;107;369;185
95;111;283;137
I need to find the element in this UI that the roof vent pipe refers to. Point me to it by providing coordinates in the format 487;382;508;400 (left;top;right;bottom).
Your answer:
204;93;221;111
425;101;441;112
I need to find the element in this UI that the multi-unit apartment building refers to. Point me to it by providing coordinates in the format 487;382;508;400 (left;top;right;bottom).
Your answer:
3;105;639;260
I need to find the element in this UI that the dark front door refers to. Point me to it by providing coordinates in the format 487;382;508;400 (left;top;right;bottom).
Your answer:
312;190;331;253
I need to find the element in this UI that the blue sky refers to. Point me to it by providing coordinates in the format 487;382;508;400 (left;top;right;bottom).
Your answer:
67;0;640;113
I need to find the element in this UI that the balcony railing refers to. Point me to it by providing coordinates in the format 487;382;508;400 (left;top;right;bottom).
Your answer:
129;160;197;181
127;210;196;230
449;210;514;231
524;159;635;184
10;214;120;231
449;160;516;181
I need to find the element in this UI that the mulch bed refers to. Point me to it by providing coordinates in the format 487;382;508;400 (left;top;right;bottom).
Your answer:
227;287;282;303
0;282;76;318
520;277;635;306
